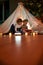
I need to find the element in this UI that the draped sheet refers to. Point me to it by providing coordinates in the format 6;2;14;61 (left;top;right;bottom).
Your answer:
0;3;43;33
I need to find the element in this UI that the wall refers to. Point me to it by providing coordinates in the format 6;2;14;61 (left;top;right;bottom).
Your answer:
9;0;18;14
9;0;26;14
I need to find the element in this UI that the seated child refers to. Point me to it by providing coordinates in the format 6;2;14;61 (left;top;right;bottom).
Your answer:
15;19;23;33
22;19;28;34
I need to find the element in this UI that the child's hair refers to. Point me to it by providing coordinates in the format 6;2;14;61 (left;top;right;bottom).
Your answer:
17;19;22;24
23;19;28;22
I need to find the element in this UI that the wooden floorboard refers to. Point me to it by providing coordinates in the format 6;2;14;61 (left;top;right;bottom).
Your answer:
0;35;43;65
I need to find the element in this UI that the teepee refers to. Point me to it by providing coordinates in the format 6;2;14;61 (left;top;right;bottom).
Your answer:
0;2;43;33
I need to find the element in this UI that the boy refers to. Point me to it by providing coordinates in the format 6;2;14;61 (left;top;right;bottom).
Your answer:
15;19;23;33
22;19;28;34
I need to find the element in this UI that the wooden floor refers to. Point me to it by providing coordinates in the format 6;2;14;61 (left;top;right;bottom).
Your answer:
0;35;43;65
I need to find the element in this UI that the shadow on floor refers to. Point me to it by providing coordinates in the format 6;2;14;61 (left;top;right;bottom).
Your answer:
0;60;10;65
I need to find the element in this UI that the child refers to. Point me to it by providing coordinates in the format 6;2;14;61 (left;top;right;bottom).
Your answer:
22;19;28;34
15;19;23;33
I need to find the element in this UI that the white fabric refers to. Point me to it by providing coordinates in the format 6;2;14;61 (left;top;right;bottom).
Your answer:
15;23;22;32
0;3;43;33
